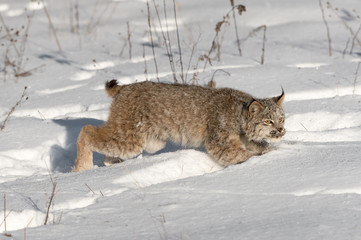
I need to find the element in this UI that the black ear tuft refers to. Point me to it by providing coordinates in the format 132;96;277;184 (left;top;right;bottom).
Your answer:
276;87;285;105
106;79;118;89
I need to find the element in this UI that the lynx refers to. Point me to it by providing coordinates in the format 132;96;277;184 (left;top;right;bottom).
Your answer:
73;80;285;172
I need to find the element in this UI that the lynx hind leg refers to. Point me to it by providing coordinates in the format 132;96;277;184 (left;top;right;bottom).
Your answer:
205;133;254;166
73;125;145;172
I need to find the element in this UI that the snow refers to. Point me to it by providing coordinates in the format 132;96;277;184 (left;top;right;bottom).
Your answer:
0;0;361;239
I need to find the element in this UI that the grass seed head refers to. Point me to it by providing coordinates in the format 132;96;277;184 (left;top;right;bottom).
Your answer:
237;5;246;15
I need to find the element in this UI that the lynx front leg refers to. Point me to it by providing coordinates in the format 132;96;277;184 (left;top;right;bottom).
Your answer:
205;133;255;166
245;139;270;155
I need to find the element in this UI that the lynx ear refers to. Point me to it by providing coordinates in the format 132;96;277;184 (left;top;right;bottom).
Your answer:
273;88;285;106
248;100;265;116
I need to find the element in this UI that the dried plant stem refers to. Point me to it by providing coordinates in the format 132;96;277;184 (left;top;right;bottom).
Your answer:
24;216;34;240
127;21;132;60
327;2;361;48
0;204;12;232
342;38;350;58
74;1;81;49
353;62;361;96
16;14;33;80
164;0;176;73
242;25;267;64
260;25;267;65
208;69;231;88
185;35;200;83
41;0;62;52
3;194;6;232
146;0;159;81
44;181;57;225
230;0;242;56
85;183;104;196
119;35;127;57
203;4;246;71
211;69;231;82
172;0;184;83
319;0;332;56
86;0;112;35
85;183;96;195
152;0;177;82
143;44;149;81
350;23;361;55
0;13;20;56
1;86;28;131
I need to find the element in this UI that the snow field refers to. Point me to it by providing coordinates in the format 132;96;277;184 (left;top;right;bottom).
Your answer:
0;0;361;239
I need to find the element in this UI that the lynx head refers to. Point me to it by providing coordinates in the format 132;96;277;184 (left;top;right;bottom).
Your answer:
245;90;285;142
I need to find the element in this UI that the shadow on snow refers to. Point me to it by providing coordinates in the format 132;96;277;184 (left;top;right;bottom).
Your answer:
51;118;184;173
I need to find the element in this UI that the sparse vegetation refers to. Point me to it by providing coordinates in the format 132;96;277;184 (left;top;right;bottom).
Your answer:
319;0;361;57
0;86;28;131
201;4;246;71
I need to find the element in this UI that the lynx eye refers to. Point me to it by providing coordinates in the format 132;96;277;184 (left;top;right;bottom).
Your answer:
264;120;273;125
279;117;284;123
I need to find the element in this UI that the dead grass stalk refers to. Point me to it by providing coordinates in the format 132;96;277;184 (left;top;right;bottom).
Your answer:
319;0;332;56
146;0;160;81
1;86;28;131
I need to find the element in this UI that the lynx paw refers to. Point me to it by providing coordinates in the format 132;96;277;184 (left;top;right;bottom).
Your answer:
104;156;124;166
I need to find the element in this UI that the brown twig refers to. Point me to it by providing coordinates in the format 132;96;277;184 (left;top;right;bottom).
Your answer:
164;0;177;82
319;0;332;56
3;194;6;232
353;62;361;97
143;44;149;81
127;21;132;60
350;23;361;55
16;14;33;76
342;38;350;58
260;25;267;64
44;181;57;225
185;34;200;83
146;0;159;81
230;0;242;56
1;86;28;131
172;0;184;83
202;4;246;71
327;2;361;47
41;0;62;52
73;0;81;49
152;0;177;82
242;24;267;64
0;13;20;56
24;216;34;240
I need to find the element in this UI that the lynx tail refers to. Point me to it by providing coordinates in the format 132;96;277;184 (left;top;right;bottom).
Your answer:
105;79;122;97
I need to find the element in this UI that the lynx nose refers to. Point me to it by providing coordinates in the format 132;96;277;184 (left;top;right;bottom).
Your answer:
270;130;277;136
270;127;285;137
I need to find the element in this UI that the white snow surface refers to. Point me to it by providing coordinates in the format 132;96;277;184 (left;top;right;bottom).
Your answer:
1;0;361;239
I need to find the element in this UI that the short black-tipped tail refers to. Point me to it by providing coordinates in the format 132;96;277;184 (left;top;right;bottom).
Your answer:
105;79;121;97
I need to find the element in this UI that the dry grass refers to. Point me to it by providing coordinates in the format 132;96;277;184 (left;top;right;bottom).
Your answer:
146;0;160;81
353;62;361;96
41;0;62;52
201;4;246;71
319;1;361;57
0;12;37;81
319;0;332;56
0;86;28;131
